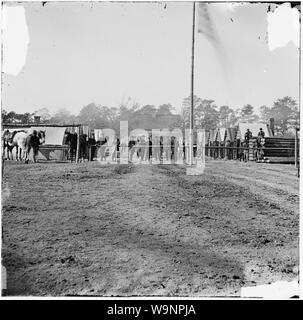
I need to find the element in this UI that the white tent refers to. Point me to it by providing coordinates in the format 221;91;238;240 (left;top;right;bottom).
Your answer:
31;126;67;145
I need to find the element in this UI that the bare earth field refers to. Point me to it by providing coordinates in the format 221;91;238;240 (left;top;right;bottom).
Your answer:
1;159;299;296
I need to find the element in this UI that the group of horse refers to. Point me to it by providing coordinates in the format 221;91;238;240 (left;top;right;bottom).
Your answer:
2;128;96;164
2;129;46;163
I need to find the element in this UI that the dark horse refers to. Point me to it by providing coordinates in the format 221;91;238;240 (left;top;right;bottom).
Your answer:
63;132;88;162
24;130;46;163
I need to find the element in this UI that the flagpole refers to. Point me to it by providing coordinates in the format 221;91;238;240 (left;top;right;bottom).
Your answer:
189;1;196;166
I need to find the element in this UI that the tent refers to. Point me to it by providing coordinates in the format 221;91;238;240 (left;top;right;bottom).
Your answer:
31;126;67;145
217;128;227;142
209;129;217;142
226;127;237;142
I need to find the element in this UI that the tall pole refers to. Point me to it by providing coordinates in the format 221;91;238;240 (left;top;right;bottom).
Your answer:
295;128;298;168
189;1;196;165
295;11;302;177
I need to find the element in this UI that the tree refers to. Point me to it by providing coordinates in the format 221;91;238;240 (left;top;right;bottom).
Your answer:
19;112;33;124
118;99;140;122
218;105;238;127
181;95;202;130
33;108;51;122
157;104;174;115
77;103;121;130
49;108;77;125
181;96;220;131
2;110;16;123
1;110;33;123
135;105;157;116
239;104;259;123
77;103;104;128
260;96;299;135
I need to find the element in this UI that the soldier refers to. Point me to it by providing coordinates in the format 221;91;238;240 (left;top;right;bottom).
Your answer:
257;128;265;148
244;129;252;143
258;128;265;138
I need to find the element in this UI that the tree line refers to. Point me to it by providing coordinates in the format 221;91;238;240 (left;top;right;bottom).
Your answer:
2;96;299;136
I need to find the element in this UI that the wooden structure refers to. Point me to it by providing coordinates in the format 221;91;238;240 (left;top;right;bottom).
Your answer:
262;137;299;159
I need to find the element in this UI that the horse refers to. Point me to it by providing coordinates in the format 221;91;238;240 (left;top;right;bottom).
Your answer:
24;130;46;163
2;130;27;160
11;130;45;162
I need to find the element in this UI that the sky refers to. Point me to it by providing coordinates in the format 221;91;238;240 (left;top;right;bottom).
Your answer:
1;1;300;116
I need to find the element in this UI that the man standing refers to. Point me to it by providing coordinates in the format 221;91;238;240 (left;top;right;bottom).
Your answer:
25;130;40;163
244;129;252;143
128;136;137;162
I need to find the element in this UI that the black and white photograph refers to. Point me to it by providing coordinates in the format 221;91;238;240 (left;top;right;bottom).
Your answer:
0;1;301;300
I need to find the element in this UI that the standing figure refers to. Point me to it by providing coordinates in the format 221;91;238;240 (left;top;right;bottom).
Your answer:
152;136;160;162
170;136;176;163
245;129;252;143
88;133;96;161
159;136;164;164
128;136;137;162
148;134;152;163
24;130;45;163
98;134;108;161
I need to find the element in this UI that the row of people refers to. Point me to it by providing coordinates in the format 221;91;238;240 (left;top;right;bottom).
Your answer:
93;134;193;163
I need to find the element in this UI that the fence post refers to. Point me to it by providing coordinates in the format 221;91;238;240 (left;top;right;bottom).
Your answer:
76;126;80;163
295;128;298;168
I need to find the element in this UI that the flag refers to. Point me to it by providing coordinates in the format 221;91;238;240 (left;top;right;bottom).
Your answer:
196;2;219;46
196;2;227;75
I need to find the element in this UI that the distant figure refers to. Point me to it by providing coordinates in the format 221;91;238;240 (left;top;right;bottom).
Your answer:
116;137;120;161
128;136;137;162
252;139;258;161
171;136;176;163
163;136;171;161
88;133;96;161
148;135;152;162
109;136;120;162
138;136;148;162
152;136;160;161
225;139;231;160
239;141;249;162
257;128;265;148
244;129;252;143
159;136;164;163
25;130;41;163
258;128;265;138
98;134;107;161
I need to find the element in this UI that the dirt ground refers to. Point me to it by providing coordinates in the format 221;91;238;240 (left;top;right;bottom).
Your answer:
1;158;299;297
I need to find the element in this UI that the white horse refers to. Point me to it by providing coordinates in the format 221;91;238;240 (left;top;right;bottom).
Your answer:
2;130;27;160
11;131;28;161
11;130;45;162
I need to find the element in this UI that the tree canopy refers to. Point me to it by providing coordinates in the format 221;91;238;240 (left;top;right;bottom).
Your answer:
2;96;299;137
